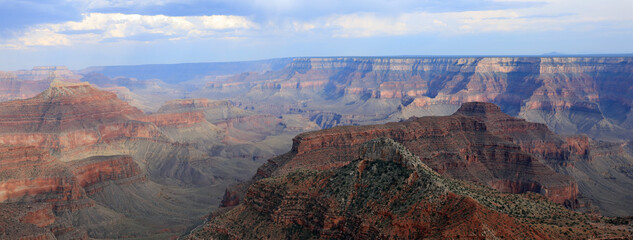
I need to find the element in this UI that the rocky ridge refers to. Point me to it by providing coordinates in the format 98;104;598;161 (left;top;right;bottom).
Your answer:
189;138;632;239
256;102;578;205
229;102;633;217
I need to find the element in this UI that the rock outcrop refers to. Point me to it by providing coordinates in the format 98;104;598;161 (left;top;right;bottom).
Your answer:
0;202;87;240
189;138;631;239
257;102;578;206
136;111;207;128
157;98;252;123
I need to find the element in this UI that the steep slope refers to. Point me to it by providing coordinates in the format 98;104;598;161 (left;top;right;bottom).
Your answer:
189;138;632;239
246;102;633;216
256;102;578;205
0;82;238;239
0;80;162;155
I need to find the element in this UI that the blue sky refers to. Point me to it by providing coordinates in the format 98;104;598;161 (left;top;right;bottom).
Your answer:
0;0;632;70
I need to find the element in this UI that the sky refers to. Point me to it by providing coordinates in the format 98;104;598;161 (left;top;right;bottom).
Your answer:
0;0;632;70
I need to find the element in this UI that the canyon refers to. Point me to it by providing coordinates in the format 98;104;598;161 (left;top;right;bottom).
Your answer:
221;102;633;217
77;56;633;146
1;56;633;239
0;81;316;239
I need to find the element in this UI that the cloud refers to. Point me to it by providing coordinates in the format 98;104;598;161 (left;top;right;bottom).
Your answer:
1;13;256;48
308;0;633;38
1;0;631;52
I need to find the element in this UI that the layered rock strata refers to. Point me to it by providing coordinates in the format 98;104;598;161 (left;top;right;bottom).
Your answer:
256;102;579;206
189;138;632;239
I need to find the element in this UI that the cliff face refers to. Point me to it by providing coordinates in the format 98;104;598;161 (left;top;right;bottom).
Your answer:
190;138;631;239
0;66;81;101
0;144;146;238
0;81;324;239
0;144;146;205
191;57;633;140
0;82;240;239
247;102;633;216
136;111;207;128
257;102;577;206
0;81;166;153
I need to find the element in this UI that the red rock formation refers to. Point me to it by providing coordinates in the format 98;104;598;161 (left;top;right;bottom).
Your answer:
19;205;56;228
219;189;240;207
0;81;224;239
69;155;145;193
256;102;578;205
192;138;625;239
0;146;143;206
0;146;85;205
136;111;206;128
157;98;254;124
0;81;167;151
564;135;590;156
3;81;143;131
0;145;145;238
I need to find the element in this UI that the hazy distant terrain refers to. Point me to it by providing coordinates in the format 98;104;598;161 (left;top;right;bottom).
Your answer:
78;56;633;143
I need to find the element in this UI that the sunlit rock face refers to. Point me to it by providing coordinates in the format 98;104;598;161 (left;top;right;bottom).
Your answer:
191;57;633;139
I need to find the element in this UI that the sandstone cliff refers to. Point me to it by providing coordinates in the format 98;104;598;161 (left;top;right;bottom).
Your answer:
189;57;633;141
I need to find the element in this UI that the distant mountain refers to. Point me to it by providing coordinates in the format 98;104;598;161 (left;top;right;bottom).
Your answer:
79;58;293;84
